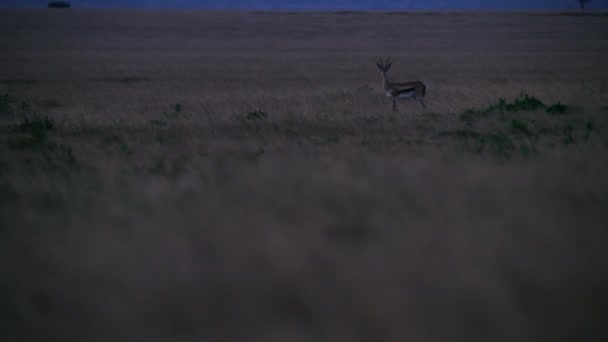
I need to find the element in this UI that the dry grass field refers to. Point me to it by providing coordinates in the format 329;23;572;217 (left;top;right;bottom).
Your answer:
1;9;608;341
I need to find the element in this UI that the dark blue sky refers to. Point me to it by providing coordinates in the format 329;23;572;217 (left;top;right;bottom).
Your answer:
1;0;606;9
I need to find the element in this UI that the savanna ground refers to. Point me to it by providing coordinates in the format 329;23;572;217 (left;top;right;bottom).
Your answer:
1;9;608;341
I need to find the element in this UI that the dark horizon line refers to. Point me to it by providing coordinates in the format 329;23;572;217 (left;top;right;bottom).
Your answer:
2;6;607;10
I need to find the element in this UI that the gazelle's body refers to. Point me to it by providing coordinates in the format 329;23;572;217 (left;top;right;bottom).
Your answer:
377;58;426;113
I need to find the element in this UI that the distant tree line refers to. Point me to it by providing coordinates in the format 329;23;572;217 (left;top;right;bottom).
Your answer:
37;0;596;10
578;0;591;9
47;1;71;8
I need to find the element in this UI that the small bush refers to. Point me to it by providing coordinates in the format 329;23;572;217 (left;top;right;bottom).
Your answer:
0;94;14;115
438;129;482;140
245;109;269;121
236;109;270;123
584;121;594;141
9;116;54;149
546;102;569;115
163;103;185;119
459;109;479;123
15;117;54;139
562;124;575;145
460;93;572;123
505;93;544;111
511;119;533;137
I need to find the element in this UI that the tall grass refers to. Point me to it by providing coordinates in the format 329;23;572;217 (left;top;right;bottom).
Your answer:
1;9;608;342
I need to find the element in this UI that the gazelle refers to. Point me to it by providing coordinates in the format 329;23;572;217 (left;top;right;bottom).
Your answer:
376;57;426;113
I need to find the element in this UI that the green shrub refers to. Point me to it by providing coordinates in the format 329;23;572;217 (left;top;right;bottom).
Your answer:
10;116;54;148
163;103;184;119
506;93;544;111
460;93;572;123
0;94;14;115
562;124;575;145
511;119;533;137
546;102;568;115
235;109;270;123
245;109;269;121
459;109;479;123
584;121;594;141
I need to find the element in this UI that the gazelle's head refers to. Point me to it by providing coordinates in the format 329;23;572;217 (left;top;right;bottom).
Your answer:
376;57;392;78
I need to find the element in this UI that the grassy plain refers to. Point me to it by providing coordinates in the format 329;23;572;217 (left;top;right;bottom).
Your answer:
1;9;608;341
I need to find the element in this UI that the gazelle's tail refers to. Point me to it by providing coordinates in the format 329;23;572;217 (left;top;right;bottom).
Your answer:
422;83;427;97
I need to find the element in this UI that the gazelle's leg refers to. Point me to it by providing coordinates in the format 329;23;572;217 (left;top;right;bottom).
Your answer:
414;95;425;112
392;98;396;113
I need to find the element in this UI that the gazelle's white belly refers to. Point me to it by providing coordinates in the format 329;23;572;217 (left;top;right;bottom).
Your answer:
396;91;416;99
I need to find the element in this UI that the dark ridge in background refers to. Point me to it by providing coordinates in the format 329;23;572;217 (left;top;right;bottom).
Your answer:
2;0;607;9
